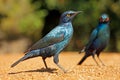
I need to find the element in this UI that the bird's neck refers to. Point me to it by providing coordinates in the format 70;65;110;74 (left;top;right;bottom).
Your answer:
97;22;109;31
59;21;72;26
98;22;109;27
59;19;71;24
99;21;109;25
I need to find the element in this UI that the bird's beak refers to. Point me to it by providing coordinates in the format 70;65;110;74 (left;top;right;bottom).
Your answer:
76;11;83;14
71;11;83;19
74;11;83;15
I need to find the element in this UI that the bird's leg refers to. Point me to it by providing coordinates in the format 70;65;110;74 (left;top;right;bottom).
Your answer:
42;57;48;69
54;54;67;73
97;55;105;66
92;55;99;66
92;50;99;66
56;63;67;73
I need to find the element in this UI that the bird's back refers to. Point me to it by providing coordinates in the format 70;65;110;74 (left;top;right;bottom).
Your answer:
34;22;73;57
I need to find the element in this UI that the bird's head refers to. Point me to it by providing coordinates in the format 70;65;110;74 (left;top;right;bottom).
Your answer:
59;11;82;23
99;14;110;23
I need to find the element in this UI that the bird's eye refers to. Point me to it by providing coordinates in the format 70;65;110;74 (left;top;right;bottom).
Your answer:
66;14;71;17
105;18;109;22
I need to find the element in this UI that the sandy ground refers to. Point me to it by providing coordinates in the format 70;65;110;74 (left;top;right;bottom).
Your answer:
0;52;120;80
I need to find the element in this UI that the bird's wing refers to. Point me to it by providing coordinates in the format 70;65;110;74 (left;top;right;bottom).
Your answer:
85;28;98;50
25;27;65;53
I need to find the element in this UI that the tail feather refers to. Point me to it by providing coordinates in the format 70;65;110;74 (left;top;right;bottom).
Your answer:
77;55;87;65
11;56;27;68
11;49;41;68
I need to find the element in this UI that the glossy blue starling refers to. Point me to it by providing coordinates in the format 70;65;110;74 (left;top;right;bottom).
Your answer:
11;11;82;72
78;14;110;66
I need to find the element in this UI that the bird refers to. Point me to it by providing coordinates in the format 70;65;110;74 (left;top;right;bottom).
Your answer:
11;10;82;73
78;14;110;66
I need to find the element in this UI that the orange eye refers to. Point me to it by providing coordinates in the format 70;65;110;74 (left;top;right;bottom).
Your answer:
67;14;71;17
105;18;109;22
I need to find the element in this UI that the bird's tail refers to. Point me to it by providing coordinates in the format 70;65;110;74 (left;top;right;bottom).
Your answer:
11;55;28;67
77;55;88;65
11;53;33;68
11;49;41;68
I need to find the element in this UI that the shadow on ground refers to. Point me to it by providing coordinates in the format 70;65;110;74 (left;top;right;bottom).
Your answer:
8;68;57;74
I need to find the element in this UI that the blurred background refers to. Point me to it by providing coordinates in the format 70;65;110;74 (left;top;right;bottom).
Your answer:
0;0;120;54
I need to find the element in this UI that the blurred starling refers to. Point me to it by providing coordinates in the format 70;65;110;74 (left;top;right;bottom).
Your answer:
78;14;110;66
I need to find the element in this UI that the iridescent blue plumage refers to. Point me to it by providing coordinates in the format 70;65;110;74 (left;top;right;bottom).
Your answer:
11;10;81;72
78;14;110;66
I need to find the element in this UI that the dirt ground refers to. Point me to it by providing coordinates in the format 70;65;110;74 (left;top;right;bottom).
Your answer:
0;52;120;80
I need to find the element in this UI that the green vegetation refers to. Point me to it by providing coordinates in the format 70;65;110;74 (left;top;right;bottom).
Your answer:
0;0;120;52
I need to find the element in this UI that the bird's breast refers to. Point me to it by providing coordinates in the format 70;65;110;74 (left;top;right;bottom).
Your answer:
64;23;73;38
55;23;73;52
